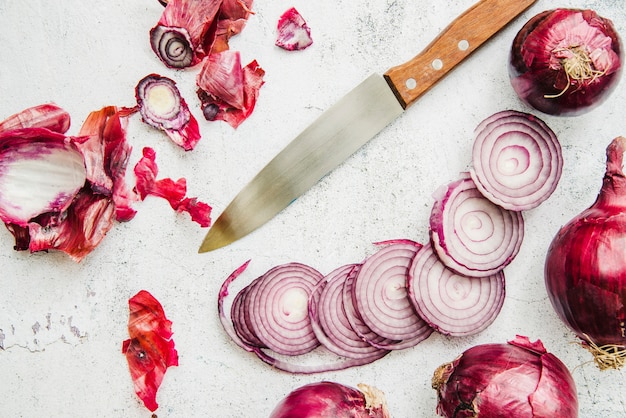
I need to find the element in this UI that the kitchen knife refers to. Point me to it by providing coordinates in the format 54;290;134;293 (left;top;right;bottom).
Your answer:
199;0;537;253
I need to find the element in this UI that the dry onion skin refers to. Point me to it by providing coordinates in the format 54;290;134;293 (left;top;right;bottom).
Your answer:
430;173;524;278
470;110;563;211
275;7;313;51
545;136;626;370
509;8;622;116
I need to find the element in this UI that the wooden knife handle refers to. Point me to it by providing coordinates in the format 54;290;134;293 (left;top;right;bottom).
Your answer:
383;0;536;109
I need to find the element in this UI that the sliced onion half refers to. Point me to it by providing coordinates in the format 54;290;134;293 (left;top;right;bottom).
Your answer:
352;241;433;348
470;110;562;211
430;173;524;278
0;128;86;227
309;264;389;361
408;243;505;336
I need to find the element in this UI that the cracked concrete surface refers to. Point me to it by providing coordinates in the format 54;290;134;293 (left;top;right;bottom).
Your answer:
1;0;626;417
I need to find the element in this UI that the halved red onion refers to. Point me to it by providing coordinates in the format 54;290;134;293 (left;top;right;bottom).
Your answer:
408;243;505;337
0;128;86;227
470;110;563;211
309;264;389;361
430;173;524;278
352;241;433;348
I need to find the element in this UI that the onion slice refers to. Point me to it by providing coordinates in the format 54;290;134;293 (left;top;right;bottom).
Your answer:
430;173;524;278
135;74;201;151
408;243;505;336
352;241;433;348
309;264;389;361
470;110;563;211
275;7;313;51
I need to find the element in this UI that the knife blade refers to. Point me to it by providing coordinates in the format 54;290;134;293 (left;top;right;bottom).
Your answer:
199;0;536;253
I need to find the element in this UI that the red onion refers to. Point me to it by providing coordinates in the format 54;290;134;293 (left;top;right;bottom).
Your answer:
545;136;626;369
509;8;622;116
430;173;524;278
407;243;505;337
470;110;562;211
433;335;578;417
269;381;390;418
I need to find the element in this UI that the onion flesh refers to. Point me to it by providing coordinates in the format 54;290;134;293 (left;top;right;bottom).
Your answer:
430;173;524;277
470;110;563;211
545;136;626;369
509;8;623;116
275;7;313;51
433;336;578;417
269;381;390;418
134;74;201;151
408;243;505;337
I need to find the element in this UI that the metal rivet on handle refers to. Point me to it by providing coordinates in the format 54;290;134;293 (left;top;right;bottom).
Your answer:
432;59;443;70
405;78;417;90
458;40;470;51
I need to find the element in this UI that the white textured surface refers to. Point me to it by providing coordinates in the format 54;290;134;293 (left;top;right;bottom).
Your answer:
0;1;625;416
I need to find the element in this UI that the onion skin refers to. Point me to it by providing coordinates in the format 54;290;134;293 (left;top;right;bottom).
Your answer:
509;9;622;116
545;136;626;369
269;381;390;418
433;336;578;417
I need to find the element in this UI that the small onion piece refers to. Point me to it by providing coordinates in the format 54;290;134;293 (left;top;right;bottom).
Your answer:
0;103;71;134
352;241;433;349
275;7;313;51
470;110;563;211
408;243;505;337
509;8;622;116
269;381;390;418
135;74;201;151
150;25;195;69
433;336;578;417
430;173;524;278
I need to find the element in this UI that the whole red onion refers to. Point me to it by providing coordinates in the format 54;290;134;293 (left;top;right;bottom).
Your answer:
509;8;622;116
545;136;626;369
433;336;578;417
269;381;390;418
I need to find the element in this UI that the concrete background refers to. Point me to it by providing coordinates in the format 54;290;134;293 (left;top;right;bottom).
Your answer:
0;0;625;416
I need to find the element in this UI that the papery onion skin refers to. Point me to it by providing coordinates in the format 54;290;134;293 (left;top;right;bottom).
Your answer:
269;381;390;418
545;136;626;369
509;8;622;116
433;335;578;418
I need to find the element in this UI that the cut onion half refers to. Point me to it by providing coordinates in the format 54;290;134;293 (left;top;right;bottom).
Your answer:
430;173;524;278
0;128;86;227
408;243;505;336
309;264;389;361
352;241;433;348
470;110;562;211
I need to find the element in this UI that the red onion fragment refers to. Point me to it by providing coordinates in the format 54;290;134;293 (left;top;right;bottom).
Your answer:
545;136;626;369
134;74;201;151
270;381;390;418
470;110;562;211
0;103;70;134
509;8;622;116
133;147;212;227
430;173;524;278
122;290;178;413
276;7;313;51
196;50;265;128
408;243;505;337
433;336;578;417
